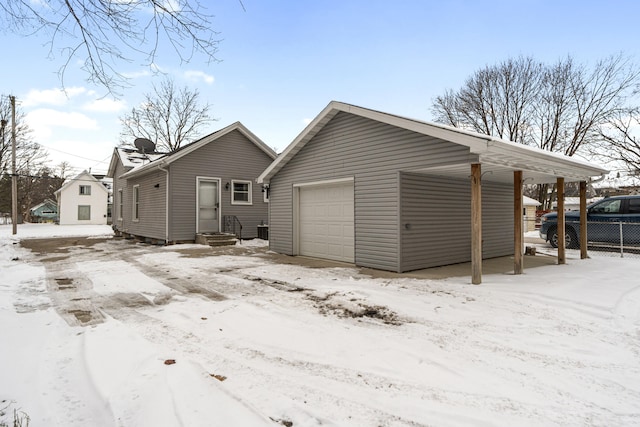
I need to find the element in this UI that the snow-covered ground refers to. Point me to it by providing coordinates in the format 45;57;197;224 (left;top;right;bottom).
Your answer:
1;224;639;426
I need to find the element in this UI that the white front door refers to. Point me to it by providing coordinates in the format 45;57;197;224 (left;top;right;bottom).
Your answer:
198;179;219;233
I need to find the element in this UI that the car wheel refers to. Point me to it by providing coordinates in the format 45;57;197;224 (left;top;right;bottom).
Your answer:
567;229;579;249
549;227;579;249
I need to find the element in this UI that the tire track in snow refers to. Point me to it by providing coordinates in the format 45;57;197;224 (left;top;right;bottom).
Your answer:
614;283;640;331
38;322;116;425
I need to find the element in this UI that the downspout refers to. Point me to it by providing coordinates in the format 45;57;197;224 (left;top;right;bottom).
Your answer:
158;163;169;243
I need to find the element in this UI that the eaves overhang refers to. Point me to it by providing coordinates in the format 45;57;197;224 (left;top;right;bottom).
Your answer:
122;121;276;180
258;101;608;184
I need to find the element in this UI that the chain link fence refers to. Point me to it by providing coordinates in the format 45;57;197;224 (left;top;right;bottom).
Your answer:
574;220;640;257
532;218;640;258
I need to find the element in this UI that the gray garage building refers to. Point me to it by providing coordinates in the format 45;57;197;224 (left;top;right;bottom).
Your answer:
258;101;606;283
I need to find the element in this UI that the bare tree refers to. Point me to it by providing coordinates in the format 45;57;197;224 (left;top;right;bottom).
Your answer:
0;0;220;94
0;96;48;177
598;107;640;173
119;78;214;152
433;54;639;153
447;56;543;143
0;96;53;220
431;54;640;207
56;161;74;180
0;165;65;221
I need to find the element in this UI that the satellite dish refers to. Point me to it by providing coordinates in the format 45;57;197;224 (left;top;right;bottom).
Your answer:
134;137;156;153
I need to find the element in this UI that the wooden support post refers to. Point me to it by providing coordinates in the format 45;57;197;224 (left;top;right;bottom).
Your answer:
471;164;482;284
514;171;523;275
579;181;588;259
557;177;565;265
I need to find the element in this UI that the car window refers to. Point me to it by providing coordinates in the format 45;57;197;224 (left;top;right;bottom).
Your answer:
590;199;622;214
628;199;640;214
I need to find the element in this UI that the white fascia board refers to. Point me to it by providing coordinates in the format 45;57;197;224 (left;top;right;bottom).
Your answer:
346;101;606;178
122;126;230;179
292;177;354;187
234;123;277;159
106;148;121;178
121;160;166;180
56;170;110;195
482;141;608;179
258;104;340;183
56;170;89;194
258;101;492;183
334;102;492;153
124;122;275;180
258;100;607;183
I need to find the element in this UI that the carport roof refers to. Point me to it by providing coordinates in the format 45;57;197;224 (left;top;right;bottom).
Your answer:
258;101;608;185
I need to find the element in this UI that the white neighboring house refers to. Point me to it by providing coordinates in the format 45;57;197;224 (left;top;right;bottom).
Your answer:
54;170;109;225
523;196;540;232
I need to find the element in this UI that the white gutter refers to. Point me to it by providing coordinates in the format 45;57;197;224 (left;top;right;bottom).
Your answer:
158;163;169;243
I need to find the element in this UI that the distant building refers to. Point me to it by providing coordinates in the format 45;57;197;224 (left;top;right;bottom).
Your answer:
523;196;540;232
54;170;109;225
29;198;58;223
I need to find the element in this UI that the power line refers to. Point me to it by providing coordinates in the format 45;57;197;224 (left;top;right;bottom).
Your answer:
1;172;112;183
36;142;110;164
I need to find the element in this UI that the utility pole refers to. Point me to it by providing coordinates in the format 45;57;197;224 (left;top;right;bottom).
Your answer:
11;95;17;235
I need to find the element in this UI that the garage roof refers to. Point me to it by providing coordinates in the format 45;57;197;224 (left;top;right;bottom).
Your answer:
258;101;608;185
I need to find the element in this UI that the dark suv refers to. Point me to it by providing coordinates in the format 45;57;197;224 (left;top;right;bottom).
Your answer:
540;195;640;248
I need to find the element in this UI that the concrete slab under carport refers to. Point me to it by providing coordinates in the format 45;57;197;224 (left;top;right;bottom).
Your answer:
258;237;558;281
360;253;558;281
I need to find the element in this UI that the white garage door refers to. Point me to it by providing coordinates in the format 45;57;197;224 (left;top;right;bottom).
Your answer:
298;181;354;263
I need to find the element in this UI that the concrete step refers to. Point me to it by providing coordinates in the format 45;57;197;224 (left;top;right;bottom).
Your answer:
195;233;238;247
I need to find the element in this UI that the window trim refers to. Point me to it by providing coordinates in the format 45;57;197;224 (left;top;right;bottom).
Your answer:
117;188;123;221
231;179;252;205
77;205;91;221
79;185;91;196
132;185;140;221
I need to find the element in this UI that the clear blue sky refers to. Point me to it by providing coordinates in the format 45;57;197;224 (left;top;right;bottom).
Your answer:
3;0;640;176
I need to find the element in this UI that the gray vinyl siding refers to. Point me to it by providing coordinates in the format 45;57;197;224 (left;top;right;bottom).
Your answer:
169;129;272;241
399;173;514;272
482;181;514;258
126;169;167;240
268;178;293;255
399;173;471;271
269;111;472;272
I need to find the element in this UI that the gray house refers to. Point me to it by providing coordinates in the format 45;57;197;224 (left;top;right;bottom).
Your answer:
108;122;276;244
258;102;606;281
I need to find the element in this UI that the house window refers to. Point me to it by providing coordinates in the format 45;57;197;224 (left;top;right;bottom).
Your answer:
79;185;91;195
133;185;140;221
231;180;252;205
117;189;123;221
78;205;91;221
